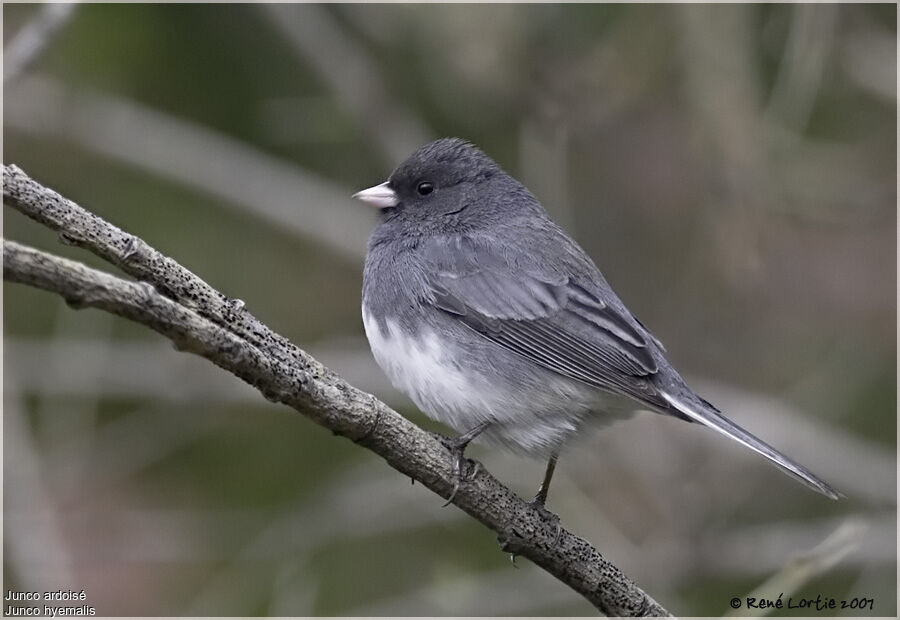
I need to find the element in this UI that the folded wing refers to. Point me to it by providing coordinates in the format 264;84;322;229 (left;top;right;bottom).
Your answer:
422;235;665;405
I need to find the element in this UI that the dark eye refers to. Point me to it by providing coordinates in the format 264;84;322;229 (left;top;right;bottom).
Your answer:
416;182;434;196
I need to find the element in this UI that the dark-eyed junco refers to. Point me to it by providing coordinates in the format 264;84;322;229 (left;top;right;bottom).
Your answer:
354;138;840;504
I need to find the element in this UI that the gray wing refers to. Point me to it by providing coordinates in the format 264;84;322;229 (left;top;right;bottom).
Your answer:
421;235;666;405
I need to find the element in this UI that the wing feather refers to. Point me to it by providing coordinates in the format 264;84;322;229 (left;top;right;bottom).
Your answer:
422;235;663;401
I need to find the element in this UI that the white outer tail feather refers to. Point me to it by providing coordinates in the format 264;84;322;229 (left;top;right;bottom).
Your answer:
661;392;841;500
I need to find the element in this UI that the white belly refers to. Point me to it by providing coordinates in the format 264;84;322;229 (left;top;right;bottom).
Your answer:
362;310;632;455
363;311;492;424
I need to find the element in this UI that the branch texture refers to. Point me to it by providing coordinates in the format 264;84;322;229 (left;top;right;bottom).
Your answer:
3;164;671;617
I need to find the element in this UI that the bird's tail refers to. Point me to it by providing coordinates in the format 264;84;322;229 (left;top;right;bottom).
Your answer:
661;391;842;500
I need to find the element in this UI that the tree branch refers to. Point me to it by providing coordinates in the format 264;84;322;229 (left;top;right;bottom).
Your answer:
3;164;671;617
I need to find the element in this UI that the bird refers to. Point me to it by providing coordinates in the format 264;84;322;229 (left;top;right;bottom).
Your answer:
353;137;840;507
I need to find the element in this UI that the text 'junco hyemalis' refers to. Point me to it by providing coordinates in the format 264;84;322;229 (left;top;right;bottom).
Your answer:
354;138;840;505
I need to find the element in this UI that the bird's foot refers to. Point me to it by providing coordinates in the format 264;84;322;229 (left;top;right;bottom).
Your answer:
440;433;482;507
498;529;527;567
526;495;562;549
497;496;563;567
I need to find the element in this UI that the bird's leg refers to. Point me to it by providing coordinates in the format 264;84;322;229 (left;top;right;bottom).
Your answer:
502;454;563;564
533;452;558;506
528;452;562;546
441;421;491;506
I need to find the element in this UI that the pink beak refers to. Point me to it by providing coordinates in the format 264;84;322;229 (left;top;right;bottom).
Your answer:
352;181;398;209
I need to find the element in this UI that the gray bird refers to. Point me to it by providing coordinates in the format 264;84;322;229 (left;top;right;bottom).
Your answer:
354;138;840;506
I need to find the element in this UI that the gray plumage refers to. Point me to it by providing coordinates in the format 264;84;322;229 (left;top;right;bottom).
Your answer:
357;138;840;500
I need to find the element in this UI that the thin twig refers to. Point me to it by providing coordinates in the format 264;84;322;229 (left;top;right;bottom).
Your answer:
725;520;863;617
3;164;671;616
260;4;433;164
4;3;78;84
3;377;77;589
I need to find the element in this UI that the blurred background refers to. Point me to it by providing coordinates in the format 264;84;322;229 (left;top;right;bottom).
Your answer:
3;3;896;616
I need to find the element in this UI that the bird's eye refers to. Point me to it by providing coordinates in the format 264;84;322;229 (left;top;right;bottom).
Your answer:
416;182;434;196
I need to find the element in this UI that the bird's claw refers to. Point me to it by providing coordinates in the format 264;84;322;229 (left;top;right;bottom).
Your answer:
527;497;562;548
441;447;465;507
441;446;480;507
437;422;490;508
